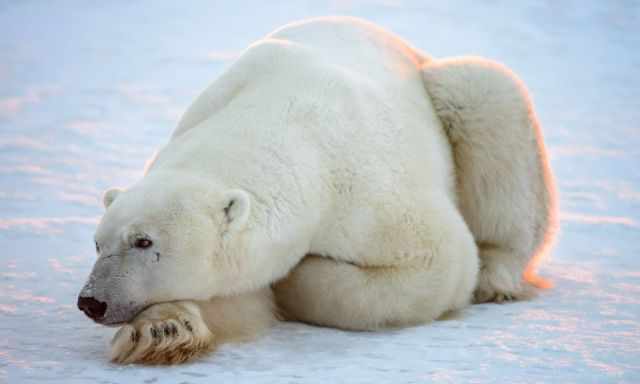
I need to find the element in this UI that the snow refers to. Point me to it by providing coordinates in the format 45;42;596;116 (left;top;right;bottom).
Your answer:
1;1;639;383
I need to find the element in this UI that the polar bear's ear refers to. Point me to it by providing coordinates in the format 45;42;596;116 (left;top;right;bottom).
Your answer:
103;188;123;209
221;189;251;233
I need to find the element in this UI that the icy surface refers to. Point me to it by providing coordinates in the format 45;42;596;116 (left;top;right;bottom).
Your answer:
1;1;639;383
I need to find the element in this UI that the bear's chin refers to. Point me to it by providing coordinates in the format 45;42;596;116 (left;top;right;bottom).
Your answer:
102;321;126;328
97;303;148;326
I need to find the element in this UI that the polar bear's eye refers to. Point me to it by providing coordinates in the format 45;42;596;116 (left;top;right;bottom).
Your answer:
95;241;100;253
134;238;153;249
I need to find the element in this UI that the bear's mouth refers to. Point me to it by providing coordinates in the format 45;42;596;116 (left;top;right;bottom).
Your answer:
102;303;149;325
78;297;148;326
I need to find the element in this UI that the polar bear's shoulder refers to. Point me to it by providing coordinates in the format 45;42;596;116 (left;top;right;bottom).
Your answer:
172;37;317;139
173;16;426;139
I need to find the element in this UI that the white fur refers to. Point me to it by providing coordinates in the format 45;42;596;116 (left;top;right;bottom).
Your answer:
421;57;557;301
79;16;556;364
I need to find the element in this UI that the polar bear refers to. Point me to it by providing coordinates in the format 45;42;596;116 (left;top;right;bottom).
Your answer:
77;16;556;364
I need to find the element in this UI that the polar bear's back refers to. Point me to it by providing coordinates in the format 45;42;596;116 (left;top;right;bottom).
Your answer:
170;17;453;196
267;17;427;84
267;17;453;187
175;17;431;138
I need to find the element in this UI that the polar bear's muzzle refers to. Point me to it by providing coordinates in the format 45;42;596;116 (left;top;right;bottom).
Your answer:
77;256;147;325
77;289;145;325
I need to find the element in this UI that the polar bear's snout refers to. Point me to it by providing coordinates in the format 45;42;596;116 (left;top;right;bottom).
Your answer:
77;255;147;325
77;277;146;325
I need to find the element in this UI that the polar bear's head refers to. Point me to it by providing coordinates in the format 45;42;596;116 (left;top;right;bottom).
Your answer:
77;173;253;325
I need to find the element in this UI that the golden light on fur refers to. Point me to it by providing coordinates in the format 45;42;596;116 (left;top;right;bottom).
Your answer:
524;118;559;290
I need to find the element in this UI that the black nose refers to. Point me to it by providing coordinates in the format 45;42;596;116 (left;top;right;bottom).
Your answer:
77;296;107;321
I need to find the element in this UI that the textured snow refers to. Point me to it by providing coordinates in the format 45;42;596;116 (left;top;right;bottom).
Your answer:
1;1;639;383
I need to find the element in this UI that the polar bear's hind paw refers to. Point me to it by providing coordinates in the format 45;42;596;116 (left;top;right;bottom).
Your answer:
473;262;536;304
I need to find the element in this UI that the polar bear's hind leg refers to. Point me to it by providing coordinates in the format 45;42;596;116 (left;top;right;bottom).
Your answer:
422;57;557;302
274;196;478;330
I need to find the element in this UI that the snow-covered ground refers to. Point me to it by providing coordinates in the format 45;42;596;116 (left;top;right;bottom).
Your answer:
1;1;639;383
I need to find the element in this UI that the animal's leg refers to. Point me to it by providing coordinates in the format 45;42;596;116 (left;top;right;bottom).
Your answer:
422;57;558;302
274;198;478;330
110;287;275;364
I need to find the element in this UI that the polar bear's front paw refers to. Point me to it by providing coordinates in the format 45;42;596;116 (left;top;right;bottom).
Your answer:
110;302;215;365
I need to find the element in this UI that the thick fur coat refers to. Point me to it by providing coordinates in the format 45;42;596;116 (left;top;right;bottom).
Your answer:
77;17;556;364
